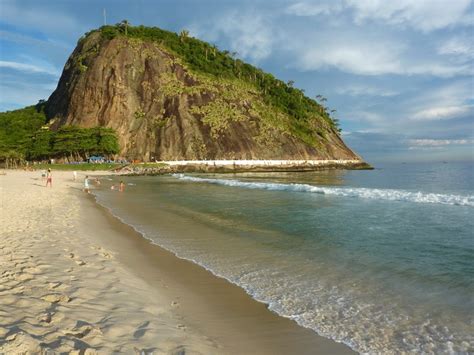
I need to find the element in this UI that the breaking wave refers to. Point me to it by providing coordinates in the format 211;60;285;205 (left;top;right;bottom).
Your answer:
172;174;474;206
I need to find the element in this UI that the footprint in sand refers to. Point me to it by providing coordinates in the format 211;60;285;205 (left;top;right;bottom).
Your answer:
16;273;33;282
65;252;86;265
171;346;186;355
98;251;112;259
48;281;62;289
22;266;40;274
133;321;150;339
41;294;71;304
91;246;113;259
38;312;53;323
64;323;102;339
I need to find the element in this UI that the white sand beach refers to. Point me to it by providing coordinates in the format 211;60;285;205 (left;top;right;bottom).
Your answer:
0;170;219;353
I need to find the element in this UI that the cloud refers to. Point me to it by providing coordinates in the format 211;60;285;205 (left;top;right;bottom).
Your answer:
408;139;474;147
286;1;344;16
411;105;473;120
335;85;398;97
343;131;474;162
0;1;84;36
286;0;473;32
0;61;59;76
297;39;405;75
293;33;471;77
348;0;472;32
408;81;474;121
437;35;474;63
191;12;275;62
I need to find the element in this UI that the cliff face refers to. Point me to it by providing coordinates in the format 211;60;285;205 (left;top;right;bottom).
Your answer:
46;29;360;161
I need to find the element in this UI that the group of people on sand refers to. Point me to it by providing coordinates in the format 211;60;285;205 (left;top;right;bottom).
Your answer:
41;168;125;193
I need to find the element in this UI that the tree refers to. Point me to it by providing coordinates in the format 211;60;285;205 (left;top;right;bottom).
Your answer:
179;29;189;42
119;20;130;36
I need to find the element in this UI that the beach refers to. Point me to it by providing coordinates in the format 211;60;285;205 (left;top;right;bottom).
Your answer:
0;170;354;354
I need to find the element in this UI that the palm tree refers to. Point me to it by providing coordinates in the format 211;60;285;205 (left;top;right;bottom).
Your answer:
179;29;189;42
116;20;130;36
119;20;130;36
315;94;328;114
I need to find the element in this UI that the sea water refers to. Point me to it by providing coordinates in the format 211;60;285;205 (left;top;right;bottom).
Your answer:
93;162;474;353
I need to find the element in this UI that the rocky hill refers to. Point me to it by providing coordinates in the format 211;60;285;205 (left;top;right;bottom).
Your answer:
45;24;361;162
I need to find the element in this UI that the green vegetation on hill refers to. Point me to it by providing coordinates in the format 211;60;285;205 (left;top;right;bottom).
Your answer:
28;126;119;160
92;23;340;131
0;104;47;158
0;105;119;163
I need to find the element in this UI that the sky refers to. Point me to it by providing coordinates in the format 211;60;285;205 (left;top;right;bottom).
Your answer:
0;0;473;163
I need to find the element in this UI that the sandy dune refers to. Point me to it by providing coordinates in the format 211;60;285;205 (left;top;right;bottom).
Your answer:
0;170;219;353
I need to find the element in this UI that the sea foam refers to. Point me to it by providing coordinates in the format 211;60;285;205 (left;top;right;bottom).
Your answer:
173;174;474;206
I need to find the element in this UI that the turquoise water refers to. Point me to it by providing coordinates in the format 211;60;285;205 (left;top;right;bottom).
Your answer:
93;162;474;353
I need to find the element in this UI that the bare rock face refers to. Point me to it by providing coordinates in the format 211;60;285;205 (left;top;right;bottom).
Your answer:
46;31;360;161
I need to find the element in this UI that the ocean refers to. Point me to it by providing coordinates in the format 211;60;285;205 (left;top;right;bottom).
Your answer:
92;162;473;353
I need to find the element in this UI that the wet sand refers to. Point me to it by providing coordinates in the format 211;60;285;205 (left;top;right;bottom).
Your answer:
0;170;355;354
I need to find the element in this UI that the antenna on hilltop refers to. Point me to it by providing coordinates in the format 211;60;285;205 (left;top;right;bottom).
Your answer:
103;8;107;26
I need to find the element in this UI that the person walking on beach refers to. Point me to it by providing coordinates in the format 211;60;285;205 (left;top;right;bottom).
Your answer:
45;169;52;188
84;175;90;193
73;171;77;181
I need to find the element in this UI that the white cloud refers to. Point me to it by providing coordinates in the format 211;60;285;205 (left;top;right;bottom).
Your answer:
0;61;59;76
287;0;473;32
286;1;344;16
348;0;472;32
409;139;474;147
191;12;274;62
0;2;83;35
293;35;470;77
408;81;474;121
438;35;474;62
296;38;405;75
335;85;398;97
412;105;473;120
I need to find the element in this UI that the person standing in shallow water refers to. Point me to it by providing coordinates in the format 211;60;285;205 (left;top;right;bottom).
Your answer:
45;169;52;188
119;181;125;192
84;175;90;193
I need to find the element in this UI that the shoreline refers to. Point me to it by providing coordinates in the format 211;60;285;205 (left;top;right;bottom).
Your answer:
86;186;356;354
0;170;355;353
